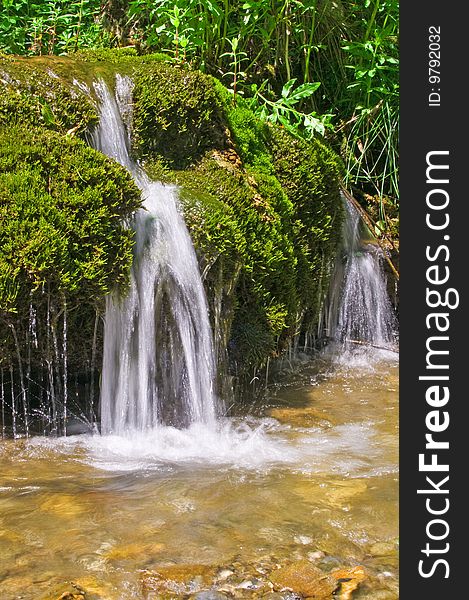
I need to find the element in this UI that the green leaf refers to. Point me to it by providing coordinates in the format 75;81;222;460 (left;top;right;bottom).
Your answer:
281;78;297;98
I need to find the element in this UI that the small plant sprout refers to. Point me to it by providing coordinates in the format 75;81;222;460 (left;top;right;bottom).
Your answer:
221;36;249;105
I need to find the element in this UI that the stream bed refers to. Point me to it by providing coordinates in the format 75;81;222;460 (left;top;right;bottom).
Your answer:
0;350;398;599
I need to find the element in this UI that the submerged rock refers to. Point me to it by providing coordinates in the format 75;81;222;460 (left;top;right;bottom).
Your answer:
330;566;367;600
269;407;334;428
268;560;337;598
141;563;217;596
40;495;86;519
40;582;87;600
368;541;397;557
104;541;165;563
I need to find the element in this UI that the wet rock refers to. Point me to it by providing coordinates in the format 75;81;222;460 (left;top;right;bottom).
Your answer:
306;551;325;563
141;563;217;595
74;576;114;599
269;560;337;598
317;556;343;572
217;584;237;595
237;578;263;590
215;568;235;581
368;541;397;557
330;566;366;600
40;582;88;600
294;535;313;546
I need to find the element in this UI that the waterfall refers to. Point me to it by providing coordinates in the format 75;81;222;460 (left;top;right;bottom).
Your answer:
323;195;396;352
92;76;218;435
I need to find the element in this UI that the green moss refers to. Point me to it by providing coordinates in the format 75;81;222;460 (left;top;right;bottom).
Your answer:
225;105;273;174
0;125;140;312
132;63;227;168
73;47;169;64
269;128;344;326
73;47;139;62
0;60;98;135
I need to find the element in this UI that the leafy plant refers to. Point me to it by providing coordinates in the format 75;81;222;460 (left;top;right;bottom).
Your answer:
248;78;333;138
0;0;106;55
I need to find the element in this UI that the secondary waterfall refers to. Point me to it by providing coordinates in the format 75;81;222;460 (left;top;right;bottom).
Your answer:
323;195;396;351
92;76;218;434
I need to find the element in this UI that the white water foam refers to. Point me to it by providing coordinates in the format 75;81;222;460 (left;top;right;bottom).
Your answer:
25;415;396;478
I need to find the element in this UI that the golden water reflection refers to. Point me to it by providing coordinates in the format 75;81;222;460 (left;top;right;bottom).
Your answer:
0;355;398;599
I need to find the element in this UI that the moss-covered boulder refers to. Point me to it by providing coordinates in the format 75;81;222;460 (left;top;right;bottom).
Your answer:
132;62;228;168
0;124;140;372
0;56;98;135
0;52;343;403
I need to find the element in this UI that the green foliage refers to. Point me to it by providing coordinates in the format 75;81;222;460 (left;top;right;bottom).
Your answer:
126;0;398;203
0;0;109;55
220;36;248;104
0;125;141;315
247;79;334;139
0;0;399;206
340;0;399;204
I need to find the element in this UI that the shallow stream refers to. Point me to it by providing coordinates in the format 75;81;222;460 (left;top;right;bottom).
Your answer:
0;350;398;599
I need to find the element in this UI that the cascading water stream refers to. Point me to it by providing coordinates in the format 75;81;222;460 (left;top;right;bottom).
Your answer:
323;195;397;354
92;76;218;435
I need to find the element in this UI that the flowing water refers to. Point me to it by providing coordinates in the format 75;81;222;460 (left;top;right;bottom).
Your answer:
0;353;398;599
322;196;397;354
92;77;218;433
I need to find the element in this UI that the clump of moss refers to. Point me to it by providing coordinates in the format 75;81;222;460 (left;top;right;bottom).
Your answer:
132;63;227;168
268;128;344;326
0;125;140;372
0;60;97;135
73;47;169;65
73;47;139;62
0;125;140;311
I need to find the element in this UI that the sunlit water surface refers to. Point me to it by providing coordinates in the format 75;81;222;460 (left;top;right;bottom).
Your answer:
0;351;398;599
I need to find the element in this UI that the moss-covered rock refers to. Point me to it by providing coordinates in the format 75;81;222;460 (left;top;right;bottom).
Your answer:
132;62;228;168
0;125;140;372
0;57;98;136
0;52;343;391
140;76;343;373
